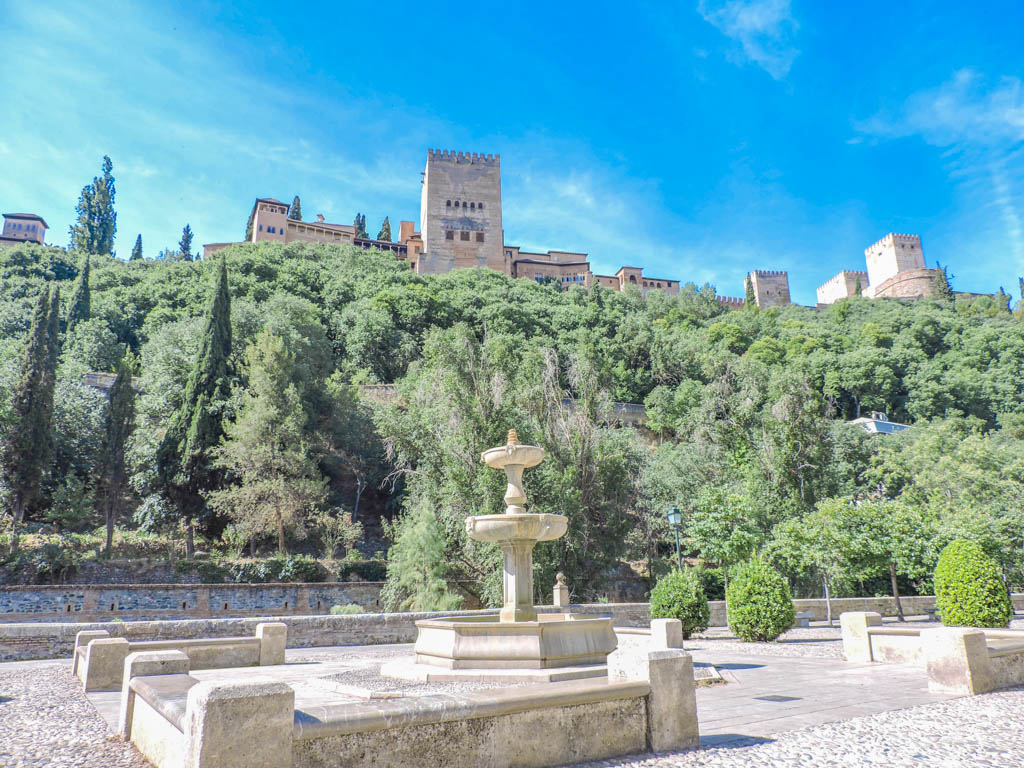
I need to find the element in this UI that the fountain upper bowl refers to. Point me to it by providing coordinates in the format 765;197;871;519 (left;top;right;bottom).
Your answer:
481;444;545;470
465;513;568;543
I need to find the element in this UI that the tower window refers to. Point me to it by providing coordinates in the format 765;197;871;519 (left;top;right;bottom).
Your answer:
445;230;454;240
460;231;470;241
476;232;484;242
462;201;467;208
446;200;451;207
470;202;475;209
479;202;484;209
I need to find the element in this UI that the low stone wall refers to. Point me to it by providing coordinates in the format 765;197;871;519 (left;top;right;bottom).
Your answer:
0;603;650;662
0;581;385;623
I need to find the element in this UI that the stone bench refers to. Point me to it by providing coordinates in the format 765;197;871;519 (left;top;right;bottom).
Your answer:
794;611;814;628
840;611;1024;695
73;621;286;692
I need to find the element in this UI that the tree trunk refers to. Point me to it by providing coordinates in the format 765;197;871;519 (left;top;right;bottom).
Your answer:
889;561;904;622
823;572;832;626
276;505;286;554
185;523;195;559
104;502;114;558
249;537;257;557
9;496;25;555
353;477;364;521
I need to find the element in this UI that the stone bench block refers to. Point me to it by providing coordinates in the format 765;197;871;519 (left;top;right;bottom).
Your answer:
73;629;110;677
610;647;698;753
83;637;130;692
184;678;294;768
256;621;287;665
921;627;994;695
650;618;683;650
840;611;881;663
119;650;191;739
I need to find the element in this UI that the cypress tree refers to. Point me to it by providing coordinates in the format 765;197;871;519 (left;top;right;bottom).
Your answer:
69;156;116;255
66;254;91;333
377;216;392;242
179;224;194;262
155;256;232;556
98;349;137;556
354;213;368;239
854;276;862;296
1;288;58;553
130;234;143;261
47;286;62;379
934;262;954;301
289;196;302;221
744;274;757;309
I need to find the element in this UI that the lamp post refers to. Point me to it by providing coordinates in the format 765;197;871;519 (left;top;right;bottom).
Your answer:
666;508;683;571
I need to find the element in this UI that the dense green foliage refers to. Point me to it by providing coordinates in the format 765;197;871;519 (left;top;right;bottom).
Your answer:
1;239;1023;603
727;558;796;642
934;540;1013;628
65;255;91;333
69;156;116;255
649;568;710;638
377;217;392;242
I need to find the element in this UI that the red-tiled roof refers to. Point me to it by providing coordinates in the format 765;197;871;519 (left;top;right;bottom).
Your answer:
3;213;49;228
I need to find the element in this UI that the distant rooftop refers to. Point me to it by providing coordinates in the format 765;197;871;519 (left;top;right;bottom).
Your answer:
3;212;49;228
847;412;910;434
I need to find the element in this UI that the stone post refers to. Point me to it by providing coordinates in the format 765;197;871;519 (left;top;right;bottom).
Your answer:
184;678;294;768
118;650;190;739
72;630;110;677
650;618;684;650
82;637;131;692
500;539;538;622
840;611;881;663
553;572;570;609
255;622;287;666
921;627;993;695
610;649;698;752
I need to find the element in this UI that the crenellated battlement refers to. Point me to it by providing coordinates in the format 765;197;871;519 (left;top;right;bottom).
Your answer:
717;296;746;309
427;149;500;165
818;270;867;290
753;269;788;277
865;232;921;253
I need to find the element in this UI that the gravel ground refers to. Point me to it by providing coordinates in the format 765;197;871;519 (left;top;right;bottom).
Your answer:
0;662;149;768
568;685;1024;767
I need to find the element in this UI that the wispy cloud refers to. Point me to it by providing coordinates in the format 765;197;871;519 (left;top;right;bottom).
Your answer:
857;69;1024;269
697;0;799;79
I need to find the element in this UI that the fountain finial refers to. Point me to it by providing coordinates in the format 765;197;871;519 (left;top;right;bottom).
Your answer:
507;429;519;445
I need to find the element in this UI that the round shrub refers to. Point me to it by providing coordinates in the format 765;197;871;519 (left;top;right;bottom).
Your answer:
934;539;1012;628
650;568;711;639
726;558;795;642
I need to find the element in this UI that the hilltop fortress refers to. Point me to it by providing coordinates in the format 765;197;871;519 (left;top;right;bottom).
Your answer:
203;149;945;308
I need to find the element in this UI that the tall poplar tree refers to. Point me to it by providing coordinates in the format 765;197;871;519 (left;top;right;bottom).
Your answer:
289;196;302;221
744;274;757;309
377;216;392;242
66;254;91;333
69;156;116;255
1;287;59;553
354;213;368;239
130;234;143;261
155;257;232;556
211;330;326;554
98;350;137;556
179;225;194;262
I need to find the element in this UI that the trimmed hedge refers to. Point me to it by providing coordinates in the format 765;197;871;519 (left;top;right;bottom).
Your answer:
934;539;1012;628
649;568;711;639
726;557;796;642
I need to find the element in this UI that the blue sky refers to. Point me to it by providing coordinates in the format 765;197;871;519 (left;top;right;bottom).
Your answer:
2;0;1022;304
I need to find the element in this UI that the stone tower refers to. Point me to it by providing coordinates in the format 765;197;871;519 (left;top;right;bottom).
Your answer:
864;234;925;294
749;270;791;308
419;150;504;274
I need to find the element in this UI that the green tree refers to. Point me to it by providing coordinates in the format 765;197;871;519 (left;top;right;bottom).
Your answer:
155;257;232;557
179;225;194;262
69;156;116;255
934;539;1013;627
380;498;464;611
97;350;137;555
354;213;368;239
377;216;392;242
289;196;302;221
211;330;326;553
744;274;756;309
934;263;954;301
1;287;59;552
854;276;862;296
130;234;143;261
65;254;91;333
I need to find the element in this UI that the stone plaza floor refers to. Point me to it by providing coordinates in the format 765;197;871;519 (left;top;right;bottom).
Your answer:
1;619;1023;767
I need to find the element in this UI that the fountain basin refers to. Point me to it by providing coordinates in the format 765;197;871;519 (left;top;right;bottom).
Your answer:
465;513;568;543
412;613;617;671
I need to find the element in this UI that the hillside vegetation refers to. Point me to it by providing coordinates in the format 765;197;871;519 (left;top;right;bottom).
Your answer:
1;240;1022;608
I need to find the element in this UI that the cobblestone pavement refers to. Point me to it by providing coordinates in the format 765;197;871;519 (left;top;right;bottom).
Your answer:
568;686;1024;767
0;662;149;768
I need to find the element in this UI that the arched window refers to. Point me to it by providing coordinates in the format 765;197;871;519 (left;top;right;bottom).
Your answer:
479;202;484;209
470;202;475;209
446;200;451;207
462;201;467;208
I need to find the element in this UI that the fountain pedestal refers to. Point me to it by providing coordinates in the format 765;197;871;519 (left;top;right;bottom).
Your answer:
383;430;617;682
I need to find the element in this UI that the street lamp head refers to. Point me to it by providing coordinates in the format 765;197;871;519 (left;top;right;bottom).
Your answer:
666;508;682;526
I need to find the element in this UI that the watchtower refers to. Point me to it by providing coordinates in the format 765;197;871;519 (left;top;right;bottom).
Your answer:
749;270;791;308
419;150;504;274
864;234;925;295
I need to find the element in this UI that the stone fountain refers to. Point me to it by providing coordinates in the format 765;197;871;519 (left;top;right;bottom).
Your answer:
383;430;617;682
